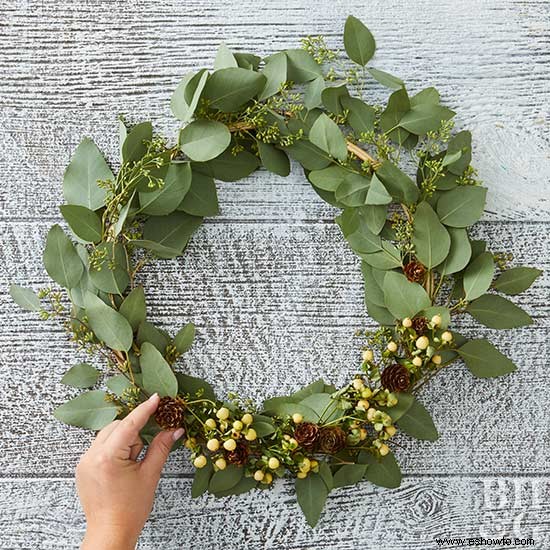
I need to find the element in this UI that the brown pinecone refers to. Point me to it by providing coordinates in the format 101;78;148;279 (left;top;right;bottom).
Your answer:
318;426;347;453
380;364;410;393
226;441;249;466
404;260;426;283
412;316;428;335
294;422;320;450
154;396;185;430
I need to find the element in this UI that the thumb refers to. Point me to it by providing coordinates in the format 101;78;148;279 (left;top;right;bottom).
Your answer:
141;428;183;478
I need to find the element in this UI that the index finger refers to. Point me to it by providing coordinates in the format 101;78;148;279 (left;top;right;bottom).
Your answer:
107;393;160;452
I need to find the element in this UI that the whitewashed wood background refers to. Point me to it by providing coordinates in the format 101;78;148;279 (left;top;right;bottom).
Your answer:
1;0;549;548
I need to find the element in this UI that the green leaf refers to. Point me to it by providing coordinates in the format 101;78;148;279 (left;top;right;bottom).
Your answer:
376;160;419;203
61;363;100;388
130;240;181;259
203;67;266;112
122;121;152;163
140;342;178;397
9;285;40;311
53;390;118;429
362;451;402;489
143;211;202;254
397;398;438;441
367;67;404;89
113;191;136;238
208;465;243;493
383;392;415;421
303;76;326;110
493;267;542;295
84;292;133;351
309;165;348;192
435;227;471;275
383;272;431;319
420;306;451;329
174;323;195;354
463;252;495;301
299;393;343;423
366;173;392;205
399;104;455;135
466;294;532;329
379;88;411;145
410;87;440;106
333;464;367;488
347;225;382;254
437;186;487;227
458;339;517;378
362;262;385;307
191;460;213;498
213;476;257;498
412;201;451;268
43;225;83;289
336;173;370;206
321;84;350;115
137;321;170;354
63;138;111;211
258;52;287;100
88;242;129;295
288;379;328;401
295;472;329;527
251;414;276;437
119;286;146;332
361;241;402;270
309;113;348;161
171;70;209;123
445;131;472;175
343;15;376;66
234;53;261;70
193;149;260;182
214;43;238;70
106;374;135;397
139;162;192;216
341;96;376;134
284;140;331;171
285;49;322;83
365;297;395;325
176;373;216;401
180;120;231;162
257;142;290;177
60;205;102;243
178;170;219;217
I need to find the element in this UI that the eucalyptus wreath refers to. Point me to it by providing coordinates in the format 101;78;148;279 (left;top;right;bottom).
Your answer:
10;16;541;527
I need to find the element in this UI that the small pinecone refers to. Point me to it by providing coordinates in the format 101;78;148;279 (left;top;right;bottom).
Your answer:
294;422;320;450
380;364;411;393
412;316;428;335
318;426;347;454
404;260;426;283
226;441;249;466
154;396;185;430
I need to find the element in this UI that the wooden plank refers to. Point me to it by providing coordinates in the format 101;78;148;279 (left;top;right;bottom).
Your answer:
1;221;548;475
0;477;548;549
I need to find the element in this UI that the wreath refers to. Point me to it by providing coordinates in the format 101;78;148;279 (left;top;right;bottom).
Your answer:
10;16;541;527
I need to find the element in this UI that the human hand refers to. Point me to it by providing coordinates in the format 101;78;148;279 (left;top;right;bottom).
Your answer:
77;393;184;550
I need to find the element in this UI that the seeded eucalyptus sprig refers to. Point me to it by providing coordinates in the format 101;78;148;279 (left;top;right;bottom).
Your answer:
9;15;542;528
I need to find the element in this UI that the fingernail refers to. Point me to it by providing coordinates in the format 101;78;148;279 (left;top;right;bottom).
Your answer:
148;393;159;402
172;428;185;441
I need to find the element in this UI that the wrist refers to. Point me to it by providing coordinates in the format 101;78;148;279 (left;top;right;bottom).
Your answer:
81;524;139;550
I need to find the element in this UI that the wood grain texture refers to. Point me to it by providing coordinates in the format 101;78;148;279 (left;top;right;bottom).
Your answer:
0;477;549;550
1;0;549;547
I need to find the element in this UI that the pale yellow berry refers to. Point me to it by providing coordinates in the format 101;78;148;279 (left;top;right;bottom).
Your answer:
310;459;319;470
292;413;303;424
367;408;377;421
432;354;442;365
361;388;372;399
402;317;413;328
431;314;442;327
441;331;453;343
214;457;227;470
352;378;364;390
206;438;220;452
268;457;280;470
416;336;430;350
205;418;217;430
232;420;244;432
385;426;397;437
241;413;253;425
362;349;374;362
193;455;207;469
184;437;197;449
262;472;273;484
412;356;423;367
253;470;264;482
356;399;370;411
379;444;390;456
296;472;307;479
299;457;311;473
223;439;237;451
216;407;230;421
387;341;398;353
244;428;257;441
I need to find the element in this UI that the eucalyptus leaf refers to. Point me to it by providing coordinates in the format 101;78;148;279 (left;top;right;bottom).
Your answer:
176;373;216;401
140;342;178;397
304;76;326;110
194;149;260;182
410;87;440;106
178;170;219;217
367;67;404;89
53;390;118;429
437;186;487;228
88;242;129;295
60;205;102;243
309;113;348;161
376;160;419;203
343;15;376;66
361;451;402;489
295;472;329;528
493;267;542;295
209;465;243;493
257;142;290;177
284;140;332;170
365;173;392;205
143;211;202;254
122;121;152;163
285;49;322;83
383;272;431;319
365;297;395;325
466;294;532;329
191;460;213;498
321;84;350;115
119;286;146;331
458;339;517;378
463;252;495;301
399;104;455;135
43;225;83;289
137;321;170;354
61;363;100;389
397;398;438;441
63;138;111;211
435;227;471;275
341;96;376;134
9;285;41;312
203;67;266;111
214;43;238;70
412;201;450;268
174;323;195;354
361;241;402;270
259;52;287;100
335;173;370;206
180;120;231;162
333;464;367;488
251;415;276;437
379;88;410;144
